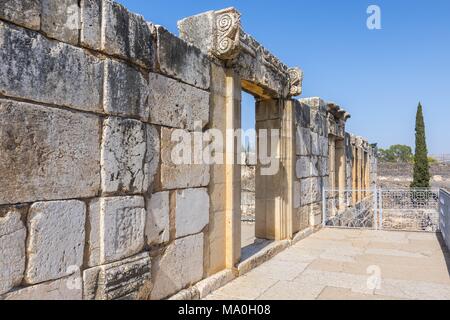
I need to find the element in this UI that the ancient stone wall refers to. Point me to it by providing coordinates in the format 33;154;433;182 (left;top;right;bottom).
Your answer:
0;0;212;300
378;161;450;189
0;1;378;300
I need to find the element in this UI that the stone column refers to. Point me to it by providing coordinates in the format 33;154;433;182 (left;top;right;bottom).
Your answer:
328;137;336;215
225;69;241;269
335;138;346;210
352;144;357;205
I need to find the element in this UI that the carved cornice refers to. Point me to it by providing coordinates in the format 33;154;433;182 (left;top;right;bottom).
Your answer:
288;67;303;96
212;8;241;60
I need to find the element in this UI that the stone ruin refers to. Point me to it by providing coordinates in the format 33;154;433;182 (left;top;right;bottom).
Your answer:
0;1;377;300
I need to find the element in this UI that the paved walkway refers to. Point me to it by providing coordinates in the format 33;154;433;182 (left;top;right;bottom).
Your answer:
205;228;450;300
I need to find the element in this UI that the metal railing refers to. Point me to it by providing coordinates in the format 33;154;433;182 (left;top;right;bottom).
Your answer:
323;188;441;232
439;189;450;250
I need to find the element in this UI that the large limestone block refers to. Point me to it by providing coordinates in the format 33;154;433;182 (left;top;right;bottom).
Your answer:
145;192;170;246
0;209;26;295
175;188;209;238
161;164;210;190
83;253;151;300
88;196;146;266
155;26;210;90
0;22;103;113
101;0;153;68
41;0;80;45
101;118;159;195
296;127;311;156
300;177;321;206
80;0;102;50
104;60;149;120
0;0;41;30
296;156;319;179
0;100;100;205
2;273;82;300
148;73;210;130
311;132;320;156
160;127;210;190
320;136;329;157
26;201;86;284
151;233;204;300
295;101;311;128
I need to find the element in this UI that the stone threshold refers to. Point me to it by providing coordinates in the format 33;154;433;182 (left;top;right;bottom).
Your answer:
168;227;315;300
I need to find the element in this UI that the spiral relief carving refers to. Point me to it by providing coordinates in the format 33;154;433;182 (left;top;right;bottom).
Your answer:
288;67;304;96
213;9;241;60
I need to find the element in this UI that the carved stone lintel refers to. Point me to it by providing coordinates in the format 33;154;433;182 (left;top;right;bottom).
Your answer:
212;8;241;60
288;67;303;96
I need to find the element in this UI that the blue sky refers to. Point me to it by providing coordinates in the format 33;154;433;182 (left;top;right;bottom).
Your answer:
119;0;450;154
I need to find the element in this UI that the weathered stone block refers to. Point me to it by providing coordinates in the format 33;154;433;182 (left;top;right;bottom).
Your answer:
296;156;318;179
101;0;153;68
0;209;26;295
2;273;82;300
104;60;149;120
311;132;320;156
296;127;311;156
155;26;210;90
294;181;301;209
0;0;41;30
151;233;204;300
319;156;329;177
80;0;102;50
148;72;210;130
0;22;103;113
295;101;311;128
175;188;209;238
41;0;80;45
160;127;210;189
0;100;100;205
101;117;158;195
320;136;329;157
145;192;170;245
26;201;86;284
88;196;146;266
83;252;151;300
300;177;321;206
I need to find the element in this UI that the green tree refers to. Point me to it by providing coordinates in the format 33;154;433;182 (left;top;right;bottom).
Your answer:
411;103;430;188
379;144;413;163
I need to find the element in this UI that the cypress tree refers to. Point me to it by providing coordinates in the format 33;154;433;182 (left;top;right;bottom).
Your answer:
411;102;430;188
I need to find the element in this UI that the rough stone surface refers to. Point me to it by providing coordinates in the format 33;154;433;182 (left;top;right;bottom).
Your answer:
151;233;204;300
160;127;210;190
101;0;153;68
148;72;210;130
41;0;80;45
0;22;103;113
83;252;151;300
0;210;26;295
88;196;146;266
175;188;209;238
101;118;159;195
300;178;321;206
296;156;319;179
296;127;311;156
155;26;210;90
26;201;86;284
0;100;100;205
145;192;170;245
80;0;102;50
0;0;41;30
2;273;82;300
104;60;149;120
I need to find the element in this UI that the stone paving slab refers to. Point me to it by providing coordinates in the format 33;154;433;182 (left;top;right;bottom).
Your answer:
204;229;450;300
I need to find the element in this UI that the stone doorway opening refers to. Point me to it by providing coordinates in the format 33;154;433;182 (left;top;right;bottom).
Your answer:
240;90;275;261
